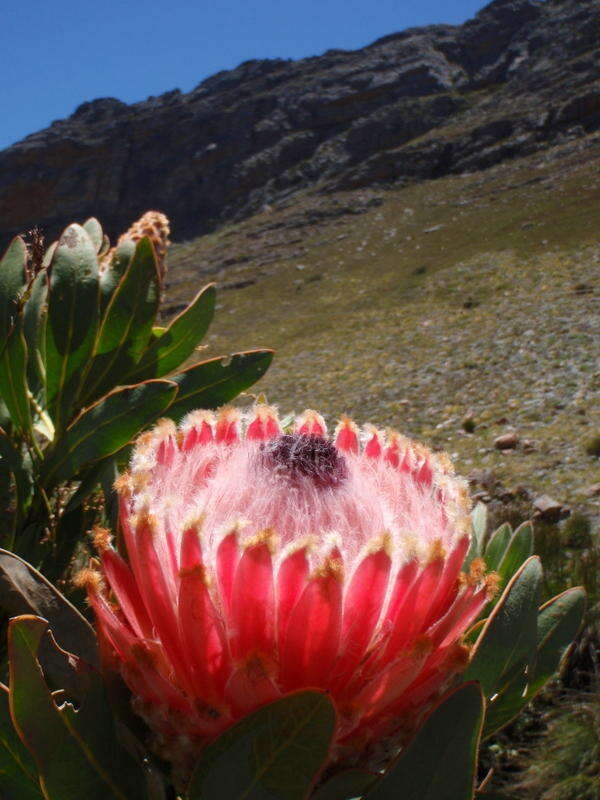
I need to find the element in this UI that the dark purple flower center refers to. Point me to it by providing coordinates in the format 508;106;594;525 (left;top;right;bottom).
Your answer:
260;434;348;489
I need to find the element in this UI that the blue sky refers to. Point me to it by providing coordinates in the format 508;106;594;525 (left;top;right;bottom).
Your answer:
1;0;487;151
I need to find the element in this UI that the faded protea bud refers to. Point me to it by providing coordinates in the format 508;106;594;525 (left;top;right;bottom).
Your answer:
102;210;170;283
83;405;497;776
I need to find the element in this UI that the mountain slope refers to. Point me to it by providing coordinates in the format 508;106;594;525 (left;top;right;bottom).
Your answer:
1;0;599;245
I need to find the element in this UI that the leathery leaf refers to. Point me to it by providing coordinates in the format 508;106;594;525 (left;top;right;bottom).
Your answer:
40;379;177;486
45;224;99;430
0;683;42;799
124;283;216;381
187;690;336;800
167;349;273;421
366;683;484;800
8;615;145;800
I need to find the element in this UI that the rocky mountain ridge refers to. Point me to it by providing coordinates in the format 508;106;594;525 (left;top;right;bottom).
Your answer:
1;0;599;244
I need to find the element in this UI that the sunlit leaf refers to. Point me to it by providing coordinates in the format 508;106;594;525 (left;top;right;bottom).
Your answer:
82;218;103;253
45;224;99;430
40;379;177;486
0;237;27;341
482;586;585;736
82;237;159;404
124;283;216;381
167;350;273;421
483;523;511;571
464;557;541;698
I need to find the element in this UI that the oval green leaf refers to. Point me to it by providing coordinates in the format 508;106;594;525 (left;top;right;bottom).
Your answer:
45;224;100;430
187;690;336;800
483;523;512;571
81;237;160;404
124;283;216;382
22;269;48;400
482;586;585;737
0;330;33;434
99;239;135;311
0;429;33;539
464;502;487;568
0;236;27;340
8;616;145;800
464;556;542;698
0;683;42;799
167;349;273;422
82;218;103;253
496;521;533;588
366;683;484;800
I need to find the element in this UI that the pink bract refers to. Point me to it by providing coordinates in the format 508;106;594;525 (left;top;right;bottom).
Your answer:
83;405;495;771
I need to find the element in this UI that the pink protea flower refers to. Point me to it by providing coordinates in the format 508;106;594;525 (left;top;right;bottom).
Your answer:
82;405;496;772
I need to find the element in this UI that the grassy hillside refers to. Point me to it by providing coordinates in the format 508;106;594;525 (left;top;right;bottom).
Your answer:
168;132;600;521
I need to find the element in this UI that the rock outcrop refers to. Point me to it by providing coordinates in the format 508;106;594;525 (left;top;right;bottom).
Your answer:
1;0;599;244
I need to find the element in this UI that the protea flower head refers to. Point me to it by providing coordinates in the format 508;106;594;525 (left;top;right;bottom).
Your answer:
100;210;170;283
81;405;497;774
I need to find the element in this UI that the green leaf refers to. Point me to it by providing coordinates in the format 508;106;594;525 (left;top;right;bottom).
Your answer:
496;521;533;588
187;690;336;800
45;224;100;430
535;586;585;675
465;502;487;568
99;239;135;310
0;239;32;431
472;503;487;546
168;350;273;422
124;283;216;382
366;683;484;800
0;683;42;799
0;237;27;340
312;769;377;800
95;237;159;358
82;237;160;404
0;549;98;683
482;586;585;737
0;330;33;434
464;557;542;698
8;615;145;800
40;379;177;486
22;270;48;400
0;428;33;517
41;242;57;269
483;523;511;571
480;522;535;620
82;218;103;253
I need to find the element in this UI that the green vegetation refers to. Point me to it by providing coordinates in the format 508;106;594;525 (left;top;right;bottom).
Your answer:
0;215;271;583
